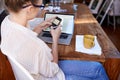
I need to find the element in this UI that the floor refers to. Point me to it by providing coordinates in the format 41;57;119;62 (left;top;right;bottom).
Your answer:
102;22;120;52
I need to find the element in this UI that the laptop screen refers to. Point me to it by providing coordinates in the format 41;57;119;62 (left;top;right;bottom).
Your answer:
44;13;74;34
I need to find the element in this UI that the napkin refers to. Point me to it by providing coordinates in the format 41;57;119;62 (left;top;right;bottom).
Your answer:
75;35;102;55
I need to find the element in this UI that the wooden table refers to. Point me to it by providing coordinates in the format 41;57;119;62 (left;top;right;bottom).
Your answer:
47;3;120;80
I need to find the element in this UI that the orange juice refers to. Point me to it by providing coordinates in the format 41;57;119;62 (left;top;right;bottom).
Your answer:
83;35;95;49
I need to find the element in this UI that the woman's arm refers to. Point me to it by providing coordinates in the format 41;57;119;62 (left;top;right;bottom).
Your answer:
33;17;56;34
50;26;61;63
33;17;61;63
33;21;51;34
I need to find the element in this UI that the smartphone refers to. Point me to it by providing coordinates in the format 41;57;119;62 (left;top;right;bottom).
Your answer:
51;16;62;29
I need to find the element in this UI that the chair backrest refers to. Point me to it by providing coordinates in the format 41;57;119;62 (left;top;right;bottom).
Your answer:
89;0;103;14
7;56;35;80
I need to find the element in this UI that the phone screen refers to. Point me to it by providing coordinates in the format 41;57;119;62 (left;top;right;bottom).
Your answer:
52;17;62;28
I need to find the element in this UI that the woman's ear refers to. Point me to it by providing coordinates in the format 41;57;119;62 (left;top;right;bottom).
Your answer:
25;6;36;20
26;6;33;14
25;5;38;20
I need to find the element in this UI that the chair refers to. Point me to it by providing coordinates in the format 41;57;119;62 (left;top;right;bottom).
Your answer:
7;55;35;80
96;0;116;30
88;0;103;14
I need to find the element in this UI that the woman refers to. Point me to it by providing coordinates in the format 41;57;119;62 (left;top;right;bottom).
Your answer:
1;0;109;80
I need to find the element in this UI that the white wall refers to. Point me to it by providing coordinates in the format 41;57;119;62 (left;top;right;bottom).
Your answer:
0;0;5;14
109;0;120;16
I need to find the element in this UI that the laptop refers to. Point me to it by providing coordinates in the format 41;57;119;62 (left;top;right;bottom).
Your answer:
38;13;75;45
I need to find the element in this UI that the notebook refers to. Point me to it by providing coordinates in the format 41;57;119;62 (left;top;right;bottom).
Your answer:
38;13;75;45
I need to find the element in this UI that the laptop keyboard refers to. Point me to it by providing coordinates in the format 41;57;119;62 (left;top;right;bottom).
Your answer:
60;34;68;39
42;32;68;39
42;32;52;37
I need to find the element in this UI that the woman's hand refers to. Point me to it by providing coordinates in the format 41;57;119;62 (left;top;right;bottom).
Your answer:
33;17;56;34
50;25;61;43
